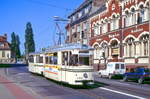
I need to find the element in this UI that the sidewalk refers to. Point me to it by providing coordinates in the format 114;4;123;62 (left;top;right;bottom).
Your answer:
0;74;37;99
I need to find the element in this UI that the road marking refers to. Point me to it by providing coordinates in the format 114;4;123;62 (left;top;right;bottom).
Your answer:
100;87;147;99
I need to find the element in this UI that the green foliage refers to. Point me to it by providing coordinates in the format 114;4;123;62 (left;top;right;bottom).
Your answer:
16;35;21;58
11;32;16;58
11;32;21;58
24;22;35;54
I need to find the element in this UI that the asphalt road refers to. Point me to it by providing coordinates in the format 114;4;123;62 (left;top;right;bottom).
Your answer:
0;66;150;99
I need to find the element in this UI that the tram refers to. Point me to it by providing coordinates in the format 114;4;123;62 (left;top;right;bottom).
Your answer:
28;52;45;75
28;43;94;85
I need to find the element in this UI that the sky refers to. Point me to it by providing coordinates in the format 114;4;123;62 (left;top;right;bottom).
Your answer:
0;0;83;54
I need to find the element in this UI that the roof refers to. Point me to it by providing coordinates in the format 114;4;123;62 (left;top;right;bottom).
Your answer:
68;0;92;18
0;35;11;50
45;43;94;53
30;43;94;55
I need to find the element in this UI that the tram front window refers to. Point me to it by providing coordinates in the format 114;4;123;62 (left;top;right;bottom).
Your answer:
29;55;34;63
69;55;89;66
79;57;89;65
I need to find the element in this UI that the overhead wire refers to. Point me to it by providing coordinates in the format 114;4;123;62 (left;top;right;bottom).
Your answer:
26;0;74;11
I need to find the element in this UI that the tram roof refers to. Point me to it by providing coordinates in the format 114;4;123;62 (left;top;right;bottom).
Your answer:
29;51;44;55
45;43;94;53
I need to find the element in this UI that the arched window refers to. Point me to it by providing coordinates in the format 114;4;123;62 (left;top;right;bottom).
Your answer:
101;20;108;34
110;14;119;31
145;2;149;21
125;37;135;57
101;42;108;58
131;7;136;25
137;4;145;23
94;44;100;59
111;40;119;56
125;10;131;27
140;34;149;56
93;23;100;36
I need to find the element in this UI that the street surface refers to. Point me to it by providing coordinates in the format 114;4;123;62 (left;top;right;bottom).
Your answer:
0;66;150;99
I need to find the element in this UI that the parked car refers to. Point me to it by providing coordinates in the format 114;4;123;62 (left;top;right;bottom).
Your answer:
98;62;126;79
123;68;150;84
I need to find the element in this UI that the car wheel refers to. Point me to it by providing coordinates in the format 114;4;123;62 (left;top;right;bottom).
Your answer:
138;78;144;84
123;76;128;82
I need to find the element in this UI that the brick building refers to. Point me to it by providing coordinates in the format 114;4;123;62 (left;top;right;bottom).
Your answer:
0;34;11;63
66;0;150;71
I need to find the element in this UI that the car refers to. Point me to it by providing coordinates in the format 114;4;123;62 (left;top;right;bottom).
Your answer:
123;68;150;84
98;62;126;79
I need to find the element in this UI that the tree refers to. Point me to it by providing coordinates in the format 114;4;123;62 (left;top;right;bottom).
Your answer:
11;32;21;59
24;22;35;56
16;35;21;58
11;32;17;58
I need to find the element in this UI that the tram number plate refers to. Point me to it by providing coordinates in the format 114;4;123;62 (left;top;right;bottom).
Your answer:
77;77;83;79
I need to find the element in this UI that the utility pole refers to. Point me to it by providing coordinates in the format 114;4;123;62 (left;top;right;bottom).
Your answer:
55;22;64;45
53;16;69;45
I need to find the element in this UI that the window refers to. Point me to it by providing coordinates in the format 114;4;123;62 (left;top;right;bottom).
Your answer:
78;12;82;18
115;64;119;69
36;55;43;63
94;45;100;59
102;23;108;33
29;55;34;63
131;8;136;25
0;43;4;47
145;3;149;21
137;5;145;23
140;34;149;56
121;64;125;69
2;51;5;57
126;38;135;57
125;10;130;27
93;23;100;36
110;15;119;31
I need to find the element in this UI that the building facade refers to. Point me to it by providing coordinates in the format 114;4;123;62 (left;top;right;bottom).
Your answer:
0;34;11;63
66;0;150;71
90;0;150;71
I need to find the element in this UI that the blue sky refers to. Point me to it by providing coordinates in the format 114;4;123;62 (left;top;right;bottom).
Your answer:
0;0;83;54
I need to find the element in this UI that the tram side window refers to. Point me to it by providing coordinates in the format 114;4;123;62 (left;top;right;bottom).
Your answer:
39;56;43;63
53;56;57;64
36;55;43;63
29;55;34;63
45;57;49;64
69;55;78;66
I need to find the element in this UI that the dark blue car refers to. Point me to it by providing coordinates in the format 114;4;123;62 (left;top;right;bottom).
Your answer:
123;68;150;84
